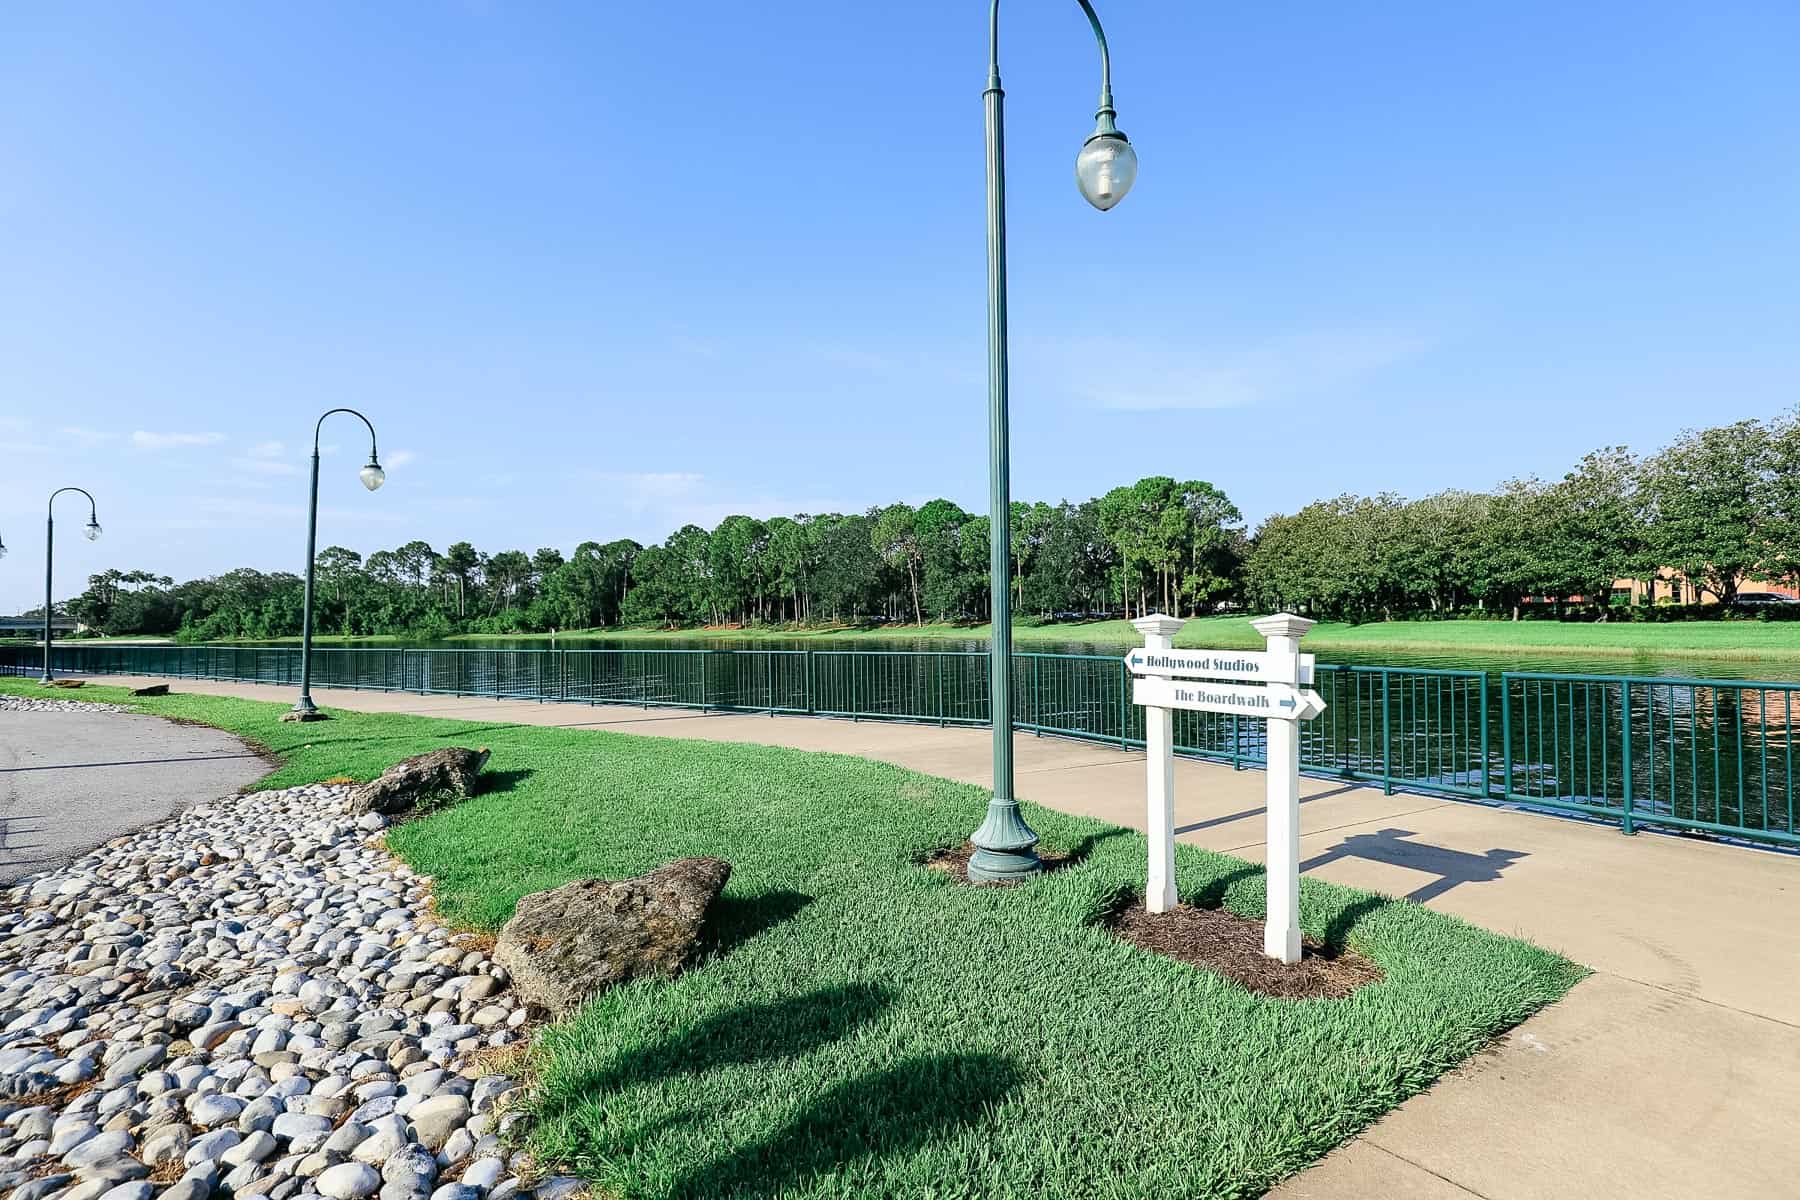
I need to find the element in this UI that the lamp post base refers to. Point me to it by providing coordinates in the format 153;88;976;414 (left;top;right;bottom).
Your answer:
968;797;1042;883
39;676;54;686
282;699;329;723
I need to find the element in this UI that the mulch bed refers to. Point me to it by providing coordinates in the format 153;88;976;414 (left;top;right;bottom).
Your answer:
1108;902;1384;1000
919;841;1082;884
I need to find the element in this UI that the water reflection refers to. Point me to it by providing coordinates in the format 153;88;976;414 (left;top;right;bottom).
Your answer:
281;634;1800;685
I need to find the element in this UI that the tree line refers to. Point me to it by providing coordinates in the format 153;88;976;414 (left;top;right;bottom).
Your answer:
43;410;1800;640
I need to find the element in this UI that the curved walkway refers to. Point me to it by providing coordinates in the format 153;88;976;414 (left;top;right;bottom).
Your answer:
61;676;1800;1200
0;698;270;883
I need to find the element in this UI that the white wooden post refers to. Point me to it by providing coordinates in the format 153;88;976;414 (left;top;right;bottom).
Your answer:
1132;613;1186;913
1250;612;1315;964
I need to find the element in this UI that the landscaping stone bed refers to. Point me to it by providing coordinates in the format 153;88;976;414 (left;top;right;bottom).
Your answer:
0;696;130;716
0;774;577;1200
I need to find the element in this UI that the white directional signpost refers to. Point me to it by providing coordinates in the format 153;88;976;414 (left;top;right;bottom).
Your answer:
1128;612;1325;964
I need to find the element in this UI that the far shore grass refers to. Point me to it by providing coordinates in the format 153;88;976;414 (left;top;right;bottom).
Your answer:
61;614;1800;661
0;677;1583;1200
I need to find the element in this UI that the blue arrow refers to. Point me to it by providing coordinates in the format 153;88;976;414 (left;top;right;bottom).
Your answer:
1278;696;1295;710
1129;654;1142;667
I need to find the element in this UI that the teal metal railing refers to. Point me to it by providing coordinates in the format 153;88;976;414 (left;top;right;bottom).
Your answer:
1501;671;1799;848
6;643;1794;848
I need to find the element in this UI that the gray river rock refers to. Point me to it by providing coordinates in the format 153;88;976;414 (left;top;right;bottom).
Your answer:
0;706;560;1200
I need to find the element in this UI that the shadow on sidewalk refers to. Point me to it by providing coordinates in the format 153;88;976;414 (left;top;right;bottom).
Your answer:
1174;782;1367;836
1301;827;1527;905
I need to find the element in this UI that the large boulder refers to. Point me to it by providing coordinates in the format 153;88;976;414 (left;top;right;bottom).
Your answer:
130;684;170;697
350;747;490;816
494;858;732;1015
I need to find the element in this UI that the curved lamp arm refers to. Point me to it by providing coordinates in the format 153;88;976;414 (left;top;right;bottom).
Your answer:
989;0;1120;139
48;486;99;523
313;407;380;460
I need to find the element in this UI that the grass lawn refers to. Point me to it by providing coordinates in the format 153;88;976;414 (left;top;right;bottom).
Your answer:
0;679;1584;1198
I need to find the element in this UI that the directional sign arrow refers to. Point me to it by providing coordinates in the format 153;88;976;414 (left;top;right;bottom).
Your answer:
1281;688;1327;719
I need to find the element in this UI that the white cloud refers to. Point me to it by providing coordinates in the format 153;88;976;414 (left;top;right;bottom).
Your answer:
385;449;417;469
668;334;721;359
589;472;706;512
1066;329;1429;412
131;430;227;450
231;456;301;477
585;471;851;532
247;440;286;458
60;427;117;446
807;343;896;373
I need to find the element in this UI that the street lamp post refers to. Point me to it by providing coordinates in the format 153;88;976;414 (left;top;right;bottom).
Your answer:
968;0;1138;883
286;409;385;722
42;489;102;683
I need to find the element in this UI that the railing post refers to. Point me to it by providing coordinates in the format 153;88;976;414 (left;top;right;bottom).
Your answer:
805;650;815;716
937;654;945;727
1479;671;1491;796
1620;680;1635;835
1501;675;1514;799
1118;658;1129;749
1381;670;1394;795
1031;655;1040;736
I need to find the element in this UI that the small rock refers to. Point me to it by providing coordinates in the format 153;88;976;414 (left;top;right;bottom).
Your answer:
318;1162;383;1200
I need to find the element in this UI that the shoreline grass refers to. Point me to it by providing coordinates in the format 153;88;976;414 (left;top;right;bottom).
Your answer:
0;677;1584;1199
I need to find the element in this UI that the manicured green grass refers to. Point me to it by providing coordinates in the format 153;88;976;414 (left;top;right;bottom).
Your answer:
0;679;1584;1199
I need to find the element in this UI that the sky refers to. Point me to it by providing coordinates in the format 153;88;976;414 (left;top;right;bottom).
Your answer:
2;1;1798;610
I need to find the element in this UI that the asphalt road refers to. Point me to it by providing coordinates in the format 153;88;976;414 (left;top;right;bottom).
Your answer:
0;707;271;884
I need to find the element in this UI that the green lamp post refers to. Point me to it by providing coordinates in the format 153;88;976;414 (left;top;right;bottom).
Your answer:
41;488;102;683
968;0;1138;883
286;408;385;722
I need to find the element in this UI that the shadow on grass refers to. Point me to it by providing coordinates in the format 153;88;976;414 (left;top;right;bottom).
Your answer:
480;768;535;795
1192;862;1261;909
701;889;814;958
574;982;893;1097
667;1053;1023;1200
1322;894;1391;952
1061;825;1130;865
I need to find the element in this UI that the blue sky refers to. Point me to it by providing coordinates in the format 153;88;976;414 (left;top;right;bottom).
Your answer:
3;1;1797;610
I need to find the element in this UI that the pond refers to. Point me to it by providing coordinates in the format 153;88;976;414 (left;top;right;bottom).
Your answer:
295;634;1800;685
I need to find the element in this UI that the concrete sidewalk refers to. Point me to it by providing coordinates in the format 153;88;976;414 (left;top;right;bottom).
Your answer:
76;676;1800;1199
0;706;268;883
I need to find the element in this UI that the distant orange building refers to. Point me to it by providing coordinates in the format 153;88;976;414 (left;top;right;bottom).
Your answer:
1610;568;1799;606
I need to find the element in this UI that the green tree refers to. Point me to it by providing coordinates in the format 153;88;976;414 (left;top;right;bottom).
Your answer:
871;504;925;625
1644;421;1771;605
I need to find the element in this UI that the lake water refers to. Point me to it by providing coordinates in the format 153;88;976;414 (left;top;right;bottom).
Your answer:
291;634;1800;684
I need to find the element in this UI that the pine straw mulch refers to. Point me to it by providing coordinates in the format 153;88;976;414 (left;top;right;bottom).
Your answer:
1107;901;1384;1000
917;844;1382;999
